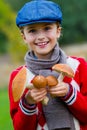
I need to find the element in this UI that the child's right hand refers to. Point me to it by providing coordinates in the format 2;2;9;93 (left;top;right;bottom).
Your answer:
25;87;47;104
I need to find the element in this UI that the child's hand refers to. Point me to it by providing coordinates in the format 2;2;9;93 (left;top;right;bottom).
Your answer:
25;87;47;104
48;82;69;97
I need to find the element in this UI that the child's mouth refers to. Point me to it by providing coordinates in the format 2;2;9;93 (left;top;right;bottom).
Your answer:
35;41;49;48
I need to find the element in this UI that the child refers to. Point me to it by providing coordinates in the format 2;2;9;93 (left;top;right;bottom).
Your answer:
8;0;87;130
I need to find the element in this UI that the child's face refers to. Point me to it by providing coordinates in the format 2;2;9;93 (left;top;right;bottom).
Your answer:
22;22;61;59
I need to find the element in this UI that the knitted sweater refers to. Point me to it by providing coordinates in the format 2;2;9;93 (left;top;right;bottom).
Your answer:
8;56;87;130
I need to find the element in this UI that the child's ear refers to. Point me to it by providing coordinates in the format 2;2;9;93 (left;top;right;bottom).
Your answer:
57;27;61;38
21;33;27;43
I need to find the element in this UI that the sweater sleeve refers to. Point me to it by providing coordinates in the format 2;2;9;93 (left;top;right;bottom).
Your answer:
62;57;87;124
8;67;38;130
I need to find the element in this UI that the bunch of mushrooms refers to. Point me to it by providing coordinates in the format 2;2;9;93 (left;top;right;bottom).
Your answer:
12;67;57;105
12;64;74;105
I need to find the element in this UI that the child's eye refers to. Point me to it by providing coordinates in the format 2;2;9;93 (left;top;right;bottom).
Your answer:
28;29;36;33
44;26;51;31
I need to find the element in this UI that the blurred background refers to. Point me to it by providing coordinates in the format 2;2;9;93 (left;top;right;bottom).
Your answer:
0;0;87;129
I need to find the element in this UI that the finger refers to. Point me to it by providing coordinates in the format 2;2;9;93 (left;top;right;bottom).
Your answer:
30;88;47;101
49;84;69;97
33;92;47;103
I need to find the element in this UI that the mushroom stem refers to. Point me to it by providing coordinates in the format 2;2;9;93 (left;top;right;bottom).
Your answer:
58;72;64;83
42;96;49;105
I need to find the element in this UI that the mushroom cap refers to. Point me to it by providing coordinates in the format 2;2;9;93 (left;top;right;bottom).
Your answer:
46;75;58;87
32;75;47;88
12;67;27;102
52;64;74;78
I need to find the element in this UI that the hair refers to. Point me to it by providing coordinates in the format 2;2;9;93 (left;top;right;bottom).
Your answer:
19;26;24;34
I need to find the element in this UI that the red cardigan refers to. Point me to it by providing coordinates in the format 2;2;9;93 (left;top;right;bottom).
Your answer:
8;56;87;130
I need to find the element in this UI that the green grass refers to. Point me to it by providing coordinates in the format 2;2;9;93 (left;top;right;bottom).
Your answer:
0;88;13;130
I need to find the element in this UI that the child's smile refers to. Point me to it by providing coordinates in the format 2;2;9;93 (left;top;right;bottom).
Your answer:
34;41;49;48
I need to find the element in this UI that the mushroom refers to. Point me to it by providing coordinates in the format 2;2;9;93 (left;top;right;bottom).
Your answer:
46;75;58;97
52;64;74;82
32;75;47;88
46;75;58;87
32;75;49;105
12;66;35;102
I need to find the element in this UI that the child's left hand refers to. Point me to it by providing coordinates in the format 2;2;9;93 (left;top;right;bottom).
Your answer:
48;82;69;97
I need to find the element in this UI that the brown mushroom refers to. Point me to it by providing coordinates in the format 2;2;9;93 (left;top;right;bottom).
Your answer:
32;75;47;88
12;67;34;102
46;75;58;97
46;75;58;87
52;64;74;82
32;75;49;105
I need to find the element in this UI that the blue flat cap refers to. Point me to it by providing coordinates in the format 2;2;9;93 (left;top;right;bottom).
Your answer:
16;0;62;27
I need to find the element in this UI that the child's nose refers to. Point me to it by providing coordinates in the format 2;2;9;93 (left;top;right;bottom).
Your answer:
37;30;45;40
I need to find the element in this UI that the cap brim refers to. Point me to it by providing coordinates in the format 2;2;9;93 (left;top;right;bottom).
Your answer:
17;19;61;27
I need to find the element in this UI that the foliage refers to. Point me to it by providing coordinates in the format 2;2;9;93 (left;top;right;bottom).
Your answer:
4;0;30;11
0;32;8;53
0;0;27;61
57;0;87;44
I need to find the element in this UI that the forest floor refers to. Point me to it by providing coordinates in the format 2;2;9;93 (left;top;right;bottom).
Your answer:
0;42;87;88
